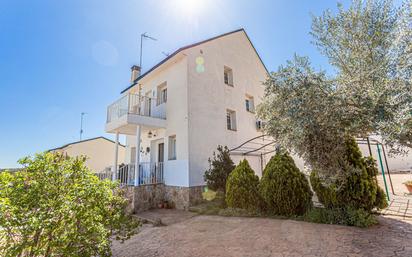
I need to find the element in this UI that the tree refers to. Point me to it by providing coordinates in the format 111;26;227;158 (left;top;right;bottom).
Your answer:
311;0;412;151
0;152;140;257
259;151;312;216
225;159;260;210
204;145;236;193
310;136;388;212
259;0;412;178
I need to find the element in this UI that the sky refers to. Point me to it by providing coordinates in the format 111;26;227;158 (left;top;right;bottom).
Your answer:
0;0;358;168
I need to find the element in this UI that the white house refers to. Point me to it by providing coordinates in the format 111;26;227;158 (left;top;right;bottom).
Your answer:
104;29;283;209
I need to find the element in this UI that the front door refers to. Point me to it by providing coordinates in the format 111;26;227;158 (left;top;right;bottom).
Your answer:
158;143;164;163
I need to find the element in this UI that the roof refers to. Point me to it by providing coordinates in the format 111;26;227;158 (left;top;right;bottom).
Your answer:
121;28;269;94
48;136;125;152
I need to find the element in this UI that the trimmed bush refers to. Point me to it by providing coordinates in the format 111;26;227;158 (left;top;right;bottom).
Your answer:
259;152;313;216
226;159;260;210
310;136;388;212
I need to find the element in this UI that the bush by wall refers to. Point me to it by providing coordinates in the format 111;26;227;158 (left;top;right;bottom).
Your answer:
226;159;260;210
310;136;388;212
204;145;236;193
259;152;313;216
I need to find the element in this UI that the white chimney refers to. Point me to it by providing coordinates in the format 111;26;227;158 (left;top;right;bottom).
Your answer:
130;65;141;83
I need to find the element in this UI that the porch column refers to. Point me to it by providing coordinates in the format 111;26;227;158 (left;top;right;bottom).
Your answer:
113;131;119;180
134;125;141;186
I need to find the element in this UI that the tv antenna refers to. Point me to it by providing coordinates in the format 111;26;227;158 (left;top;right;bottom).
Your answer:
79;112;87;140
140;32;157;70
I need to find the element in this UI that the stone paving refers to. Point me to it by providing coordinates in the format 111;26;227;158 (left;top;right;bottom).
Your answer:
112;210;412;257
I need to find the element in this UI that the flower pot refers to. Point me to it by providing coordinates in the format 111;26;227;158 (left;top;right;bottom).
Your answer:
405;184;412;193
158;203;163;209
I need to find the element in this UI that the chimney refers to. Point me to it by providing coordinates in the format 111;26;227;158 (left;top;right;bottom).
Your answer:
130;65;141;83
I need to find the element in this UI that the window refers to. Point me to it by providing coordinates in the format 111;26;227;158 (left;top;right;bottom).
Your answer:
157;83;167;105
168;135;176;160
226;110;237;131
224;66;233;86
245;95;255;113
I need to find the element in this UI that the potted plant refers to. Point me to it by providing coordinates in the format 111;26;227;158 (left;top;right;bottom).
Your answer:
403;180;412;193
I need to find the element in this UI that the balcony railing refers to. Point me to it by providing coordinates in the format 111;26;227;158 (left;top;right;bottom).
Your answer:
96;162;164;186
107;94;166;123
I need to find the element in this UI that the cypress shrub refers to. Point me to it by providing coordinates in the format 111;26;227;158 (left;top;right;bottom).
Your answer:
225;159;260;211
310;136;388;212
259;152;313;216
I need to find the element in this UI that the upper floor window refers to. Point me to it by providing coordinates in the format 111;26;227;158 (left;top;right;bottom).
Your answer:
224;66;233;86
226;109;237;131
245;95;255;113
157;83;167;105
168;135;176;160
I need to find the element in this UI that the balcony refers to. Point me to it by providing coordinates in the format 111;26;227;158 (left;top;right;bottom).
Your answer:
105;94;167;134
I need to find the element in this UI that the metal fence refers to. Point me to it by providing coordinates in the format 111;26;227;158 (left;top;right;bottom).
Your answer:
107;94;166;122
95;162;164;186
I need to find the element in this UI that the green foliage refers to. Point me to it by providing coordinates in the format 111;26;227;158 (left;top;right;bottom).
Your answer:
204;145;236;193
0;152;140;257
259;151;313;216
304;207;378;228
259;0;412;178
310;137;388;212
225;159;260;211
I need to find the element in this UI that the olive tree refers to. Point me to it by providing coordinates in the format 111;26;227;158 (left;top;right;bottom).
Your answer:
259;0;412;178
0;152;140;257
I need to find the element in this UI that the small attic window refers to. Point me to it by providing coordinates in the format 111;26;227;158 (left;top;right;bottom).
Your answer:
224;66;233;86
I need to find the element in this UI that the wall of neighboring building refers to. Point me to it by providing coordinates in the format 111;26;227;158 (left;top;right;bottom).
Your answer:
53;138;125;172
185;31;269;186
124;55;190;187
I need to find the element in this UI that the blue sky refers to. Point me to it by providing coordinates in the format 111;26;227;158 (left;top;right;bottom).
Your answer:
0;0;356;168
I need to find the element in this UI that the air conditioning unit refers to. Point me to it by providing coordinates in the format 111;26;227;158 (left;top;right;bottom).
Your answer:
256;120;265;130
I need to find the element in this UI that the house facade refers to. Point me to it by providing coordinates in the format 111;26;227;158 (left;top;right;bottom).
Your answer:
105;29;271;209
49;137;126;173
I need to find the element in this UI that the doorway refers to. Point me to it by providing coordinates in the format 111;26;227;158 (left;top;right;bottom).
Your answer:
158;143;164;163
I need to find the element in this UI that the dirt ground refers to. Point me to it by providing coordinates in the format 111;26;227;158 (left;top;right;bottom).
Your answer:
112;211;412;257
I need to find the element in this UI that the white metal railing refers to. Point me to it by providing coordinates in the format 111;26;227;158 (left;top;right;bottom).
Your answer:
106;94;166;123
96;162;164;186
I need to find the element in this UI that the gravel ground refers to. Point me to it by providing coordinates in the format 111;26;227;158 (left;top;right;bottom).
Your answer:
112;213;412;257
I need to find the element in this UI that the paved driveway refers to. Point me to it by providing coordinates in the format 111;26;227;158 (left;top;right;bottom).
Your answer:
112;213;412;257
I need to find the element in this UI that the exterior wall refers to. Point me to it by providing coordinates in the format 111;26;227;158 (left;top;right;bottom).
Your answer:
53;138;125;172
124;56;190;187
359;143;412;172
185;30;269;186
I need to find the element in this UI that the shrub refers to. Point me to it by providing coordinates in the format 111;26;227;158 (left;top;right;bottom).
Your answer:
225;159;260;211
204;145;236;193
310;137;388;212
0;152;140;257
304;207;378;228
259;151;313;216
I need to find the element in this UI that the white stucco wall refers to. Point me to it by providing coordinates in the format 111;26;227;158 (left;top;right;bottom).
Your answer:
124;56;190;187
185;30;269;186
52;137;125;173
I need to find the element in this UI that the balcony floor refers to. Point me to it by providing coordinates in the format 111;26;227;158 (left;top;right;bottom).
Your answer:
105;113;167;135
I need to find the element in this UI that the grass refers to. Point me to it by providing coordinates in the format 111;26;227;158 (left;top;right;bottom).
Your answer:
189;189;378;228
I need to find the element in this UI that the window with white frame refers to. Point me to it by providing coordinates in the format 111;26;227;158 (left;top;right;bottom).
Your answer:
168;135;176;160
157;83;167;105
224;66;233;86
226;109;237;131
245;95;255;113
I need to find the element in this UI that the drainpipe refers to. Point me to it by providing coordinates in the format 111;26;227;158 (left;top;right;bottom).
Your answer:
134;125;141;186
113;132;119;181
